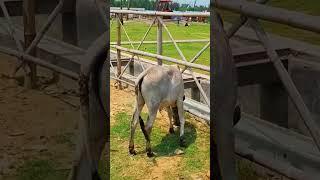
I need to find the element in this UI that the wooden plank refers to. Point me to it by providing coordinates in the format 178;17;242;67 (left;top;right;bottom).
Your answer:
0;0;59;17
232;45;291;63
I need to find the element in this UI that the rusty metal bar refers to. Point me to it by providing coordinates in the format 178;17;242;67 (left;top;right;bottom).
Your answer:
249;19;320;152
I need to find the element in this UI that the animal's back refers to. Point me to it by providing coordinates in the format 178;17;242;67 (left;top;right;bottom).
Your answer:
140;66;184;108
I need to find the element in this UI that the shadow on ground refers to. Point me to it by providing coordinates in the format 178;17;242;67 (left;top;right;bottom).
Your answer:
152;121;197;157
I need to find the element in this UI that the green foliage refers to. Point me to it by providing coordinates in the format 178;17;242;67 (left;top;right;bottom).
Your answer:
111;0;156;10
17;159;68;180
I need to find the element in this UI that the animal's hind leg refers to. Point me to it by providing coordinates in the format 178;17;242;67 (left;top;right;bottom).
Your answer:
176;99;186;147
143;105;159;157
166;107;174;134
129;98;144;155
172;106;180;126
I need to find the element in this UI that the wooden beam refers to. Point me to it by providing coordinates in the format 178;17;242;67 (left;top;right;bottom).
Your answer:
214;0;320;33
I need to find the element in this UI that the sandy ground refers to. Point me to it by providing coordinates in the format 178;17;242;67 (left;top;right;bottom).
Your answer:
0;53;79;179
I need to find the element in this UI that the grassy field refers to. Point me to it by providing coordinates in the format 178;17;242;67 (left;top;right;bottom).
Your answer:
110;0;320;70
110;20;211;67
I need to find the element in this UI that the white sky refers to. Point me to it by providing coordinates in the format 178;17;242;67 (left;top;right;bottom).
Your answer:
173;0;209;7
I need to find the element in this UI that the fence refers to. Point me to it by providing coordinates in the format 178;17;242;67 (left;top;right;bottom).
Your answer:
109;9;211;110
213;0;320;179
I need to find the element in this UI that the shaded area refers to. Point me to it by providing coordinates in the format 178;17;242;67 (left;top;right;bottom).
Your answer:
152;121;197;157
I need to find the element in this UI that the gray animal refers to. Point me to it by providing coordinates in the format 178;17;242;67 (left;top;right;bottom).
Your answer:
129;65;186;157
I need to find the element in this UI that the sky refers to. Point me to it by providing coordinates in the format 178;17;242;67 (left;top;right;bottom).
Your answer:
173;0;210;7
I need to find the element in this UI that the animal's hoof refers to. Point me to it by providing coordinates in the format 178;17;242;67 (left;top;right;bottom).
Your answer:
129;148;137;155
169;127;174;134
180;137;187;147
147;151;155;157
92;170;101;180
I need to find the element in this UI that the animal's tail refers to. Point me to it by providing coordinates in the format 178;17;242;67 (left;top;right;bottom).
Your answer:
139;116;150;141
134;66;152;96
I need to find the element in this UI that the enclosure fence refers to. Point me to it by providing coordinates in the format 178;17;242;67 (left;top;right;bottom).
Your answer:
213;0;320;179
109;9;211;107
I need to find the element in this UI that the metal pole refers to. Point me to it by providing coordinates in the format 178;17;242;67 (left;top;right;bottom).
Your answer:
116;14;122;89
23;0;36;88
157;16;163;65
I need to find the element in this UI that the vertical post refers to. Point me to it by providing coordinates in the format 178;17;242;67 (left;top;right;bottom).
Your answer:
23;0;36;88
117;13;122;89
157;16;163;65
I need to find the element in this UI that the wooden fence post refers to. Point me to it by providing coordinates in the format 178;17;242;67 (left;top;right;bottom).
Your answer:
23;0;37;88
117;13;122;89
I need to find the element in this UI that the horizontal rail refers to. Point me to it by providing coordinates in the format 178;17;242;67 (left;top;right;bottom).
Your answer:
213;0;320;33
112;45;210;72
110;39;210;45
111;9;210;17
0;45;78;80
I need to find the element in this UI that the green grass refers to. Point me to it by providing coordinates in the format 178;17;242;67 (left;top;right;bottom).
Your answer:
16;159;68;180
110;20;210;69
219;0;320;45
110;111;210;179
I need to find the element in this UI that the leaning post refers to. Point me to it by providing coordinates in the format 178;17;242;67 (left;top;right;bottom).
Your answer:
23;0;37;88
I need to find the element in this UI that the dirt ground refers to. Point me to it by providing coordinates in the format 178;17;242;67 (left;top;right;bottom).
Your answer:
0;52;210;180
110;82;210;180
0;53;79;179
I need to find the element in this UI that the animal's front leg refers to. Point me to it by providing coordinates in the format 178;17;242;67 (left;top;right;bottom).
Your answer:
176;100;186;147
